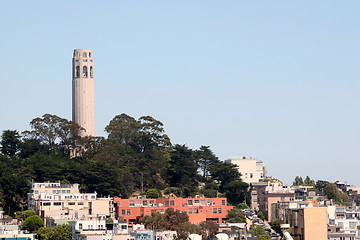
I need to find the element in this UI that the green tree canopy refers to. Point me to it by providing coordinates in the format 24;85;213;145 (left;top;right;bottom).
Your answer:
1;130;21;157
22;215;44;233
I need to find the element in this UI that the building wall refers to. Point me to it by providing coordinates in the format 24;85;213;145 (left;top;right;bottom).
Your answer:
28;182;113;220
72;49;95;137
225;157;265;184
114;197;232;225
256;183;295;222
285;207;327;240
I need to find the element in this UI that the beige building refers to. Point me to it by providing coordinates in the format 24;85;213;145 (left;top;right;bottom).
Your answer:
72;49;96;136
225;157;265;184
28;182;113;221
283;207;328;240
256;183;295;221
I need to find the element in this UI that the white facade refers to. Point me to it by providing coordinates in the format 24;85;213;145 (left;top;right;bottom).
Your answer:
225;157;265;184
72;49;96;136
28;182;113;221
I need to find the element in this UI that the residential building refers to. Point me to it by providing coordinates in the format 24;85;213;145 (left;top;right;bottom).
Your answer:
0;209;35;240
114;197;233;225
225;157;265;184
256;183;295;221
283;207;327;240
327;225;356;240
69;219;131;240
28;182;114;221
330;206;360;238
247;182;268;210
271;200;318;223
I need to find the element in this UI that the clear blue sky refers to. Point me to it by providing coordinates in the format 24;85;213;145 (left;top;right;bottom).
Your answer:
1;1;359;186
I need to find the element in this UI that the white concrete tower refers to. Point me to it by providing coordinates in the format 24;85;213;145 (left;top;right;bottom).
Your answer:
72;49;95;136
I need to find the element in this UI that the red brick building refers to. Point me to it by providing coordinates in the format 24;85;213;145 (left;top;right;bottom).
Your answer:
114;197;233;225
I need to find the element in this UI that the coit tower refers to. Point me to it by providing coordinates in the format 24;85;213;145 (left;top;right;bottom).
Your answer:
72;49;95;136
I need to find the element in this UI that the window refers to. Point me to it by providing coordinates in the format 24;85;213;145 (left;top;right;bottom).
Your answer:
143;200;147;206
53;190;56;194
89;52;92;57
78;202;84;205
195;200;199;204
193;208;198;213
188;200;193;205
67;190;71;193
83;66;88;77
79;223;82;229
90;66;93;78
130;201;134;206
337;222;343;228
170;200;174;206
150;200;154;204
218;208;222;214
34;190;39;194
188;209;193;214
160;209;165;213
249;173;253;178
165;201;169;206
122;210;126;215
83;52;87;57
43;202;51;206
222;200;226;205
127;209;131;215
54;202;61;206
91;196;95;199
75;66;80;78
69;202;75;205
62;190;66;193
349;222;357;229
213;208;217;214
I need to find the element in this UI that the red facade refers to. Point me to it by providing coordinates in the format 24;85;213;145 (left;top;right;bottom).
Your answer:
114;197;233;225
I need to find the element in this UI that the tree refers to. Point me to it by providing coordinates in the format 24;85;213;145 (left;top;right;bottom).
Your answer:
105;114;140;145
195;146;219;179
22;215;44;232
140;208;189;231
36;227;51;240
304;176;315;186
14;210;36;221
293;176;304;186
175;222;201;240
166;145;200;196
48;224;72;240
270;219;281;233
199;221;219;240
223;180;249;205
250;225;271;240
257;211;265;221
23;114;82;153
1;130;21;156
37;225;71;240
163;187;182;197
145;189;161;198
165;208;189;230
323;182;350;204
226;208;246;223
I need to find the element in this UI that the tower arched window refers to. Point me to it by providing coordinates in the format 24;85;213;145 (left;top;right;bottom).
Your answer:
75;66;80;78
89;52;92;58
90;66;93;78
83;52;87;58
83;66;88;78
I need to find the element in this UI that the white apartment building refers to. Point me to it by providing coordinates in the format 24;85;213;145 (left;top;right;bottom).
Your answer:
28;182;114;221
225;156;265;184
